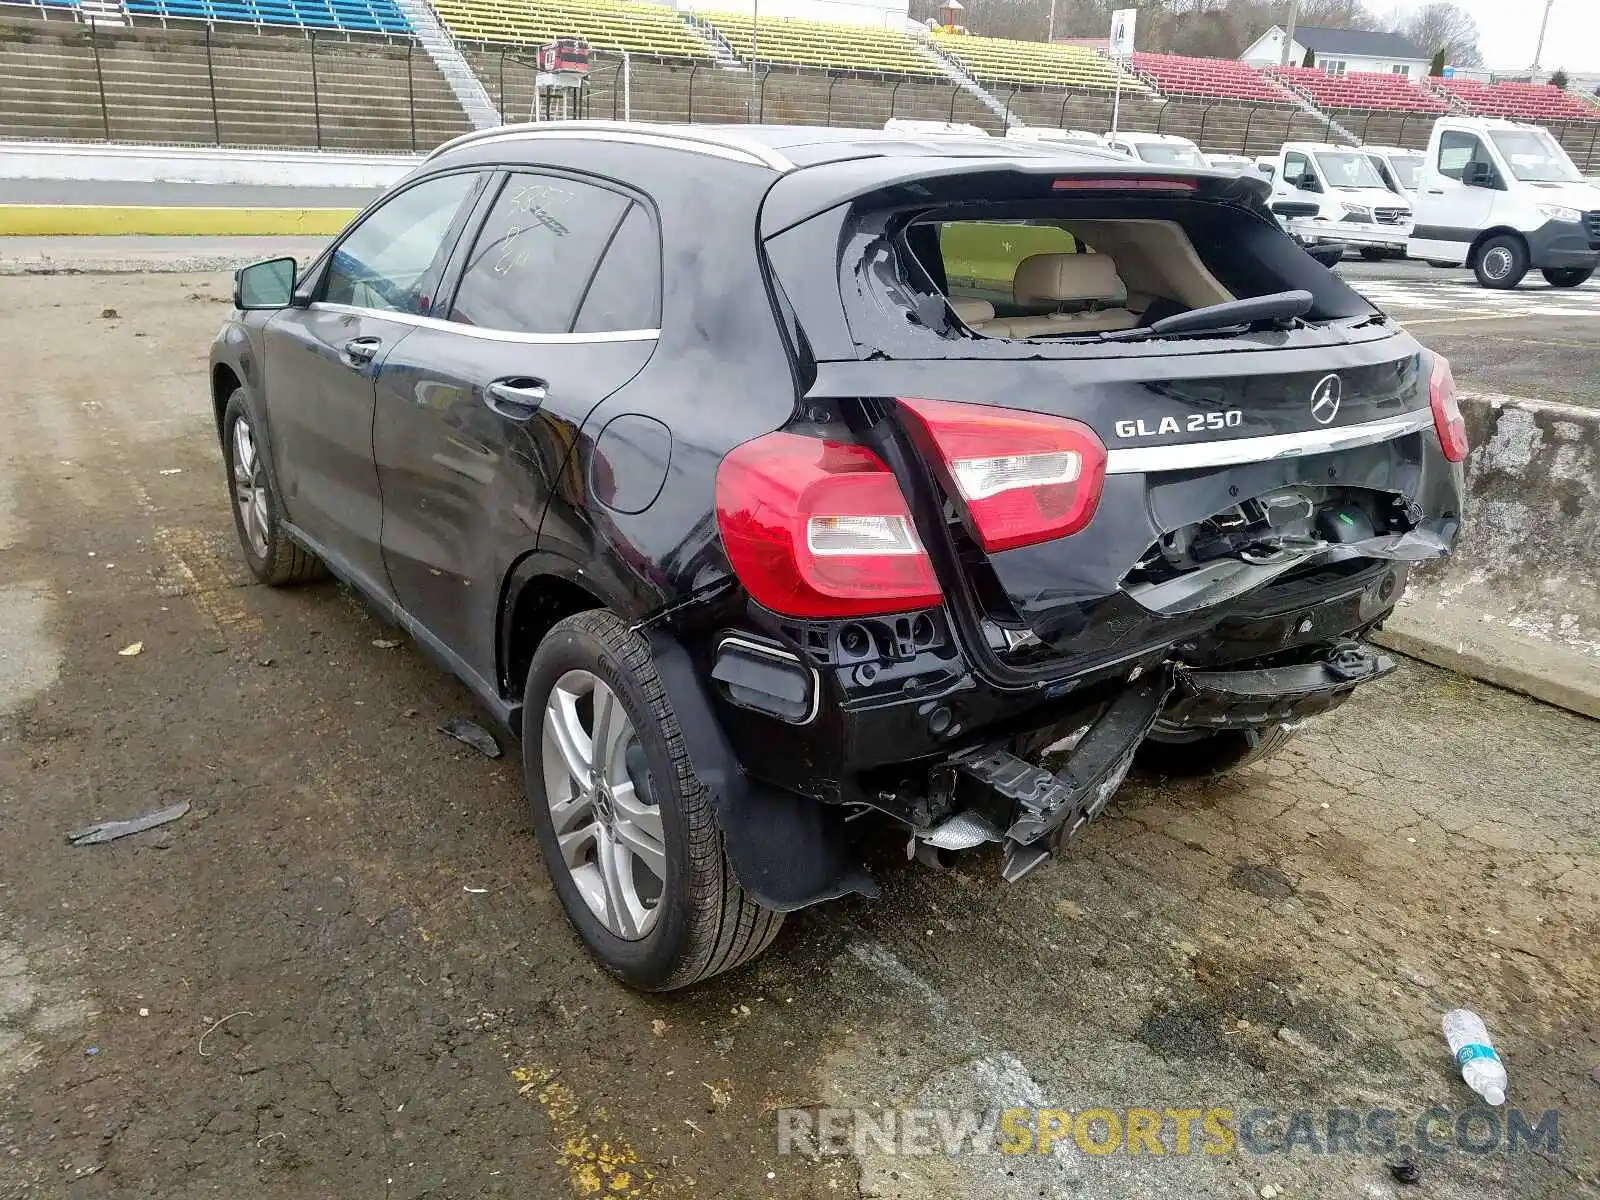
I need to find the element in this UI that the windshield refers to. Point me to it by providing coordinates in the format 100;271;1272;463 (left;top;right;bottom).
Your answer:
1137;143;1209;168
1315;152;1385;189
1489;130;1583;183
1389;155;1423;190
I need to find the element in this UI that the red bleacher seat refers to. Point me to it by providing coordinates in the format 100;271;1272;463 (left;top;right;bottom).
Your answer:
1437;78;1600;123
1130;52;1284;103
1267;66;1448;114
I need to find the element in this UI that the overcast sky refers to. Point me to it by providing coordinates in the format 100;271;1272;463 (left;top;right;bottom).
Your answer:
1395;0;1600;73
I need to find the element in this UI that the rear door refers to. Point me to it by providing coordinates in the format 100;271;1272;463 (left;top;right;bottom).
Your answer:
372;169;660;686
262;171;486;589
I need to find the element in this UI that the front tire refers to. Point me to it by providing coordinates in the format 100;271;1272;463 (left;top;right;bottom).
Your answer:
522;611;782;991
223;390;325;586
1472;235;1529;289
1542;266;1594;288
1135;724;1297;778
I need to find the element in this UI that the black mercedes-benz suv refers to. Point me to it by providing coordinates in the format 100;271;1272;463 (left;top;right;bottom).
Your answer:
212;122;1465;989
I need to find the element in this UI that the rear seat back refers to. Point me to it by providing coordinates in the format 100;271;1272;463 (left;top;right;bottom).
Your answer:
984;253;1139;338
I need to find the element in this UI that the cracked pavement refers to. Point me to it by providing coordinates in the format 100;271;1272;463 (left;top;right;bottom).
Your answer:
0;269;1595;1199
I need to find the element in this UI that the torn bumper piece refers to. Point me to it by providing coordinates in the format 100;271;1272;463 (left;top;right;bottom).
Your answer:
929;642;1394;882
1162;641;1395;730
938;674;1172;882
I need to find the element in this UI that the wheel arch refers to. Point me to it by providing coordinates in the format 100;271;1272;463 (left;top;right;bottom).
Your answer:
498;552;612;706
1468;226;1527;261
211;362;242;442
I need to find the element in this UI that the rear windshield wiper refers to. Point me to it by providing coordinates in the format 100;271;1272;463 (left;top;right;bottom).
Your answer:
1100;290;1315;343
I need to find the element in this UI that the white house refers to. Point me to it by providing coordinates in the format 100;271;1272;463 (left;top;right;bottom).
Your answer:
1239;25;1430;79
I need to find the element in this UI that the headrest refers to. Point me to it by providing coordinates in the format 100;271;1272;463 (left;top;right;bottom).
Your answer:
948;298;994;326
1013;253;1125;306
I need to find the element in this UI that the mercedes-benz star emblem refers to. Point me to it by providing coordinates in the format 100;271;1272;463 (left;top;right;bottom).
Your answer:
1310;374;1342;425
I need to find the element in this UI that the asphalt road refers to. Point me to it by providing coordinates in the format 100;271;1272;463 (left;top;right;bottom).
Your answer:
0;267;1595;1200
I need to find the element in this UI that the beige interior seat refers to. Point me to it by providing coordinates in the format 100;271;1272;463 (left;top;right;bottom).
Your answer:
947;298;995;329
984;253;1140;338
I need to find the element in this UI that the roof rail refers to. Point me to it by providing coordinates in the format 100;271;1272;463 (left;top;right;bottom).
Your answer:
426;121;795;171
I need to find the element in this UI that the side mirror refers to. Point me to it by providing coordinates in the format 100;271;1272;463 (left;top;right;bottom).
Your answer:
1465;161;1497;189
234;257;297;310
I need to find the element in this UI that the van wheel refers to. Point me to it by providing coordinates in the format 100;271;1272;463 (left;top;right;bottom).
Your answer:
223;390;326;586
1359;247;1387;262
522;611;783;991
1135;724;1296;778
1472;235;1528;289
1542;267;1594;288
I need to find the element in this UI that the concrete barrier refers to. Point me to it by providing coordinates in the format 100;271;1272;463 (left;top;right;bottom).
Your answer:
1375;392;1600;719
0;140;419;189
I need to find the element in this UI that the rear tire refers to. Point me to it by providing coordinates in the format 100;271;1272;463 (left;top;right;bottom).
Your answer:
522;611;782;991
1135;724;1297;778
1359;247;1387;262
1426;260;1457;269
1542;267;1594;288
223;390;326;586
1472;235;1529;289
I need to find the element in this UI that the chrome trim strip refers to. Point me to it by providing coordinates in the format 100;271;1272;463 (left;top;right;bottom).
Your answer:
1104;409;1435;475
311;302;659;344
427;122;794;172
715;634;822;726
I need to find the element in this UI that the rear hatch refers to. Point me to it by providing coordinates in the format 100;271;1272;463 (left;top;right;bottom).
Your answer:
760;155;1463;675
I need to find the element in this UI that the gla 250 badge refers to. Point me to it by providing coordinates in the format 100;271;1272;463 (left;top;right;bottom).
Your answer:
1114;409;1245;440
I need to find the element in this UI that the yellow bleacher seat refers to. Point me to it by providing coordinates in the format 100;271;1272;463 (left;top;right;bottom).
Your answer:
930;31;1146;92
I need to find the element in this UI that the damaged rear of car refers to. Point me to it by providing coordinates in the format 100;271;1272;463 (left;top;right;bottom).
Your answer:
727;148;1465;884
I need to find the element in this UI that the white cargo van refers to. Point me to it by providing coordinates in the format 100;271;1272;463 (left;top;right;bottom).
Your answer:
1204;152;1255;173
882;119;989;137
1102;131;1208;169
1363;145;1425;198
1407;116;1600;288
1268;141;1413;260
1005;127;1104;148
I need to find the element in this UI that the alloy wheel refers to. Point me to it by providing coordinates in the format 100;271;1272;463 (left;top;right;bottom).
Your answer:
231;417;270;559
541;669;667;939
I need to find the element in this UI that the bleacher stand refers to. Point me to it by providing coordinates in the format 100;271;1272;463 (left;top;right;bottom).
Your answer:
1268;66;1446;114
930;30;1140;92
1131;52;1282;103
125;0;410;35
699;12;938;77
429;0;709;58
1436;78;1600;123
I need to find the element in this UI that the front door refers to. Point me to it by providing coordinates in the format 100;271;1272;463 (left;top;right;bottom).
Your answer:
1425;129;1498;242
262;170;487;590
374;171;661;688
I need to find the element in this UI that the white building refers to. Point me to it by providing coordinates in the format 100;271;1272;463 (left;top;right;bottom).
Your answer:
1239;25;1430;80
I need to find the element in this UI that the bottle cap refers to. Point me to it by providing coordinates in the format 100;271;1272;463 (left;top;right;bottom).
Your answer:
1483;1086;1505;1106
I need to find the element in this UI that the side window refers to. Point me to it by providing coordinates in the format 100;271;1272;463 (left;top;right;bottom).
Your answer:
1438;132;1482;180
574;204;662;333
1284;151;1312;188
448;172;630;335
324;173;480;315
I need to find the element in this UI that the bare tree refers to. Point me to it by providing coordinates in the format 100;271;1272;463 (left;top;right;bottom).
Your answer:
1396;1;1482;68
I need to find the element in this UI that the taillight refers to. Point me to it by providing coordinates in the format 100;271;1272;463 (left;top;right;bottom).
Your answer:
897;397;1107;553
1428;354;1468;463
714;432;941;619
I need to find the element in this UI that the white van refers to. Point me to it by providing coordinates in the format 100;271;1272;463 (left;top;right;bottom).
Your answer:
1101;131;1209;169
883;119;989;138
1407;116;1600;288
1269;141;1413;260
1005;127;1104;148
1204;152;1255;173
1363;145;1425;198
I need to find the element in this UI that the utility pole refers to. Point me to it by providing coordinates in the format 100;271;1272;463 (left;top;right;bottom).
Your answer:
1280;0;1299;68
1531;0;1555;71
1047;0;1056;43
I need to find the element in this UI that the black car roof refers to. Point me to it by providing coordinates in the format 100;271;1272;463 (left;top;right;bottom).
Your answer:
428;120;1134;173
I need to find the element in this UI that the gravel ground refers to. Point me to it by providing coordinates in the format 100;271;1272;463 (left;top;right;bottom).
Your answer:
0;271;1596;1200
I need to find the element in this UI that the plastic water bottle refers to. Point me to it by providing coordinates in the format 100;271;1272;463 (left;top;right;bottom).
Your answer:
1442;1009;1507;1106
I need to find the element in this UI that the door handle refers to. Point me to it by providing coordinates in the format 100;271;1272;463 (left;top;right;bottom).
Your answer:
484;378;548;420
342;336;381;368
1425;189;1444;195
